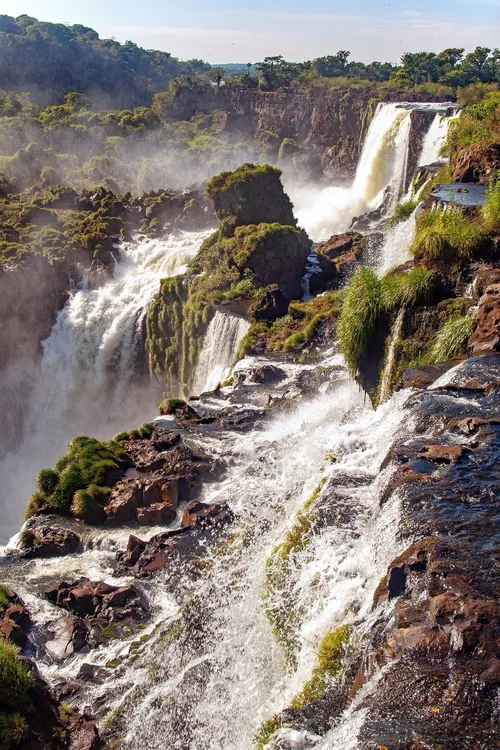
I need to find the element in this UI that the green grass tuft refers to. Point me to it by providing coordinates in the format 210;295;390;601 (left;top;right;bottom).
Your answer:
0;712;29;748
388;198;418;227
483;177;500;232
337;268;381;378
411;208;484;262
380;267;434;311
428;314;474;362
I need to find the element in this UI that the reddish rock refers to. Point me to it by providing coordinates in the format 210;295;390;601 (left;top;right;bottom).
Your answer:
472;268;500;301
142;481;163;506
317;231;365;261
0;617;27;647
468;283;500;356
161;479;179;508
106;481;143;523
452;142;500;184
401;362;456;390
137;504;176;526
19;517;83;558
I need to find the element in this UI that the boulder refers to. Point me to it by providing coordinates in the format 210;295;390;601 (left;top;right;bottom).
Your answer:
137;504;176;526
251;285;290;322
452;142;500;184
468;284;500;356
401;362;457;390
44;577;147;623
248;364;287;384
19;517;83;558
106;481;143;523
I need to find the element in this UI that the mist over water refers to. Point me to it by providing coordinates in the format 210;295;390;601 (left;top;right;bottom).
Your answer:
0;230;211;542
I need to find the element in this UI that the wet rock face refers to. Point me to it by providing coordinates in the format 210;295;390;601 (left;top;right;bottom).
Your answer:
0;587;33;648
106;434;213;526
45;577;147;621
452;142;500;184
468;283;500;356
357;356;500;748
18;517;83;558
116;501;234;577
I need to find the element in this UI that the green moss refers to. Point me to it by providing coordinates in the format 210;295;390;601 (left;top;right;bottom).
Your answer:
27;436;125;522
289;624;352;709
264;479;326;665
0;585;9;609
159;398;186;415
24;493;44;520
253;716;280;750
18;530;38;550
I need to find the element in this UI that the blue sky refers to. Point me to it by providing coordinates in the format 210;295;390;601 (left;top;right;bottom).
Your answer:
1;0;500;63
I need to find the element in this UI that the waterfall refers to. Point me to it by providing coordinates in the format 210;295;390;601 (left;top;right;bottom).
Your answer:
418;110;457;166
0;230;211;543
378;307;406;403
292;102;456;242
193;310;250;393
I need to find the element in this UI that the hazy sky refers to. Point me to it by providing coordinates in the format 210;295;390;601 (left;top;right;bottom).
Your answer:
1;0;500;63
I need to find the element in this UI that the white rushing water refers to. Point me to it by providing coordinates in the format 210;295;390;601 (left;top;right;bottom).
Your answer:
0;230;211;542
41;362;406;750
418;109;457;167
193;310;250;393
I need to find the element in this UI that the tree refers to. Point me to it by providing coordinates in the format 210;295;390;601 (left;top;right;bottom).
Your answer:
312;51;350;78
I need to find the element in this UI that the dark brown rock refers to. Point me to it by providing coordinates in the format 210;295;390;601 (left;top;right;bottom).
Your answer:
137;504;176;526
453;142;500;184
401;362;456;390
20;518;83;558
106;481;143;523
468;283;500;356
251;284;290;321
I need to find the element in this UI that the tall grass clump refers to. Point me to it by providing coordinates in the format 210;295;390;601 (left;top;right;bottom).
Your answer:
428;315;474;362
388;198;418;227
337;268;381;377
0;712;28;748
411;208;484;262
483;177;500;231
380;268;434;311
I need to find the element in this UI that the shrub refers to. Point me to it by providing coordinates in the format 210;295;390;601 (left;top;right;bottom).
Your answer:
337;268;381;377
388;198;418;227
411;208;484;262
0;640;32;712
428;315;474;362
24;493;44;519
483;177;500;231
71;485;110;523
36;468;59;496
18;529;37;549
0;712;28;748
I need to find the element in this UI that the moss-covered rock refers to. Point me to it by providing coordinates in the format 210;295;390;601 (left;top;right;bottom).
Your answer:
206;163;296;228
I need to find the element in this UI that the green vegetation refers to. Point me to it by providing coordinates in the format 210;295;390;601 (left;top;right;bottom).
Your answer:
159;398;187;415
253;716;281;750
380;267;434;310
0;712;28;748
26;435;128;523
411;208;484;263
0;585;8;609
264;480;326;664
483;177;500;231
0;638;32;747
428;314;474;362
448;89;500;152
113;423;154;442
289;624;352;709
388;198;418;227
242;292;341;356
337;268;381;377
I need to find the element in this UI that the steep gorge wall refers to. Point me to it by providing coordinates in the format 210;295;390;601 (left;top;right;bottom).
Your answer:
163;87;452;179
0;258;69;455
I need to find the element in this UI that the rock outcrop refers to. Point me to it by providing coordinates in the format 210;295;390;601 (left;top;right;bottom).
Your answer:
452;142;500;184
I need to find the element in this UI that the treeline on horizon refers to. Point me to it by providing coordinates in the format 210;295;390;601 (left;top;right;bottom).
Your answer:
1;14;500;107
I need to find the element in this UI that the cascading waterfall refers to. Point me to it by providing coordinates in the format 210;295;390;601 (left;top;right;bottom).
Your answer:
192;310;250;393
418;109;458;167
377;108;457;274
292;103;414;241
0;230;211;543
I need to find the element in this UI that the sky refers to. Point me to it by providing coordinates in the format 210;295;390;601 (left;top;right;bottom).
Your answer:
1;0;500;63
